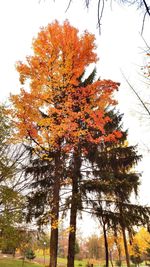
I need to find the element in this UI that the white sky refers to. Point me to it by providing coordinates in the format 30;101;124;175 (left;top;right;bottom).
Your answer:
0;0;150;237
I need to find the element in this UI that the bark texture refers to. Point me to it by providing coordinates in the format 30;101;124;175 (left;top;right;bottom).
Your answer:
49;153;61;267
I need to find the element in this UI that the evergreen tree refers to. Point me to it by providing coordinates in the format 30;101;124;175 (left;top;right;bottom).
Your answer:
67;68;97;267
82;110;150;267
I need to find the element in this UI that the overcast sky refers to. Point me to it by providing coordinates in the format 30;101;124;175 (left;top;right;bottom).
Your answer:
0;0;150;236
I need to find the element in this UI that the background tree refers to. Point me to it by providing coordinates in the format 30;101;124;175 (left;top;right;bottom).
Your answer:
58;224;68;258
86;234;101;260
0;187;25;255
0;104;14;184
131;228;150;260
0;104;28;256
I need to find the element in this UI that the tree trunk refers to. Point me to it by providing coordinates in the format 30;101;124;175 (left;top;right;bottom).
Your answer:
114;232;122;266
67;179;78;267
119;204;130;267
118;243;122;266
109;250;114;267
115;239;122;266
103;222;109;267
67;152;81;267
122;226;130;267
49;153;61;267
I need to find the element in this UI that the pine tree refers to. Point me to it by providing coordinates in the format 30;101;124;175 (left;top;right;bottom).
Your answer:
82;110;150;267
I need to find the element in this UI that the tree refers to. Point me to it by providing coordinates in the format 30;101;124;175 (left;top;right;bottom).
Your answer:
0;187;25;255
131;228;150;260
86;234;101;260
65;64;122;267
0;104;14;184
81;110;150;267
0;103;28;214
58;224;68;258
10;20;120;267
0;104;28;256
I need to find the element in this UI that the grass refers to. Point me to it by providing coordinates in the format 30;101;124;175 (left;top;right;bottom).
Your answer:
0;257;111;267
0;258;43;267
0;257;89;267
57;257;102;267
58;257;87;267
35;253;91;266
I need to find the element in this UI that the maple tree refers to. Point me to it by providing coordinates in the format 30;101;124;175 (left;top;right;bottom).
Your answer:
10;20;121;267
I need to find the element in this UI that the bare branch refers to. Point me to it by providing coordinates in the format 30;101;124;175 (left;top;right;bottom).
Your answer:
65;0;72;12
141;11;147;35
142;0;150;16
121;70;150;117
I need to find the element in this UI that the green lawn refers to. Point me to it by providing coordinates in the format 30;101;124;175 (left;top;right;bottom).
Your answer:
58;257;87;267
0;257;102;267
0;259;43;267
57;257;101;267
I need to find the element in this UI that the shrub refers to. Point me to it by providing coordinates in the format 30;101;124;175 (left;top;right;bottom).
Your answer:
25;248;36;260
116;260;122;267
130;255;143;266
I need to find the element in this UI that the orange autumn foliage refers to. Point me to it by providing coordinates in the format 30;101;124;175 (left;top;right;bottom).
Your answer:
10;20;121;153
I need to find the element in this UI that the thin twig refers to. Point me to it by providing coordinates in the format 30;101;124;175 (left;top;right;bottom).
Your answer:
121;70;150;117
65;0;72;12
141;11;147;35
